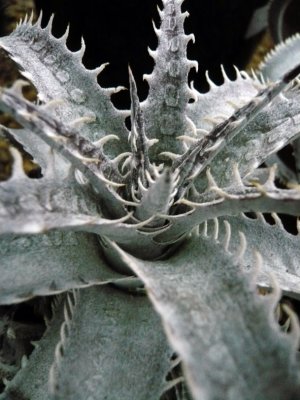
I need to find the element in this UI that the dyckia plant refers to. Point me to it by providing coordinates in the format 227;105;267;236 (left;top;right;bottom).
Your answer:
2;0;300;399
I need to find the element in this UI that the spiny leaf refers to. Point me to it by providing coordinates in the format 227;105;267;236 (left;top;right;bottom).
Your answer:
134;168;178;227
156;173;300;243
50;286;172;400
114;235;300;400
189;73;300;191
0;14;129;157
1;296;66;400
0;88;131;218
217;214;300;299
259;34;300;182
173;66;300;197
142;0;197;160
0;125;68;176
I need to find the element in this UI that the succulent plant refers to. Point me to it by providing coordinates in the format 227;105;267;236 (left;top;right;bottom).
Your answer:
2;0;300;399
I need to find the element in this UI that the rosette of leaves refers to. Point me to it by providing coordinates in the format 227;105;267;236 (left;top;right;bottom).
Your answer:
1;0;300;399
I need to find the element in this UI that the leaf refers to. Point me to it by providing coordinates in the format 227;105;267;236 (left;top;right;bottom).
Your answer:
0;88;130;218
0;160;129;236
134;168;178;227
1;296;66;400
259;34;300;182
114;235;300;400
217;214;300;299
50;286;172;400
141;0;197;160
0;125;68;176
0;232;121;304
0;165;170;260
187;70;300;191
156;176;300;243
260;34;300;81
0;14;129;157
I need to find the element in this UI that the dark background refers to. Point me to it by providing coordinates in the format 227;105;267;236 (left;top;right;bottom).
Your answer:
34;0;268;108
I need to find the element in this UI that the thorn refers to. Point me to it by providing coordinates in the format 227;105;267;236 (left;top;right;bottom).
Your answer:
177;135;198;144
206;168;218;189
69;115;96;128
236;231;247;261
31;340;40;349
21;355;28;369
28;10;34;25
210;186;235;199
250;68;258;81
267;272;282;308
202;221;208;237
170;355;181;369
138;176;147;194
147;138;159;148
196;128;209;136
187;33;196;45
163;377;185;393
252;250;263;280
159;152;180;161
2;378;10;387
96;173;125;188
130;185;140;203
121;155;132;172
188;164;202;181
223;220;231;252
9;147;27;179
111;85;127;94
157;5;163;19
93;134;119;147
232;163;244;187
213;218;219;240
220;64;230;83
145;169;155;184
204;138;223;153
205;70;217;89
74;169;89;185
256;212;266;223
281;304;300;350
152;20;160;37
7;327;16;340
112;152;132;167
265;164;277;189
22;14;28;25
249;180;267;195
35;10;43;27
226;100;241;111
297;218;300;234
9;79;30;96
271;213;284;229
44;13;55;33
281;315;291;333
143;73;152;82
89;62;109;77
188;60;198;73
60;24;70;44
233;65;242;80
147;47;157;60
41;98;64;111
